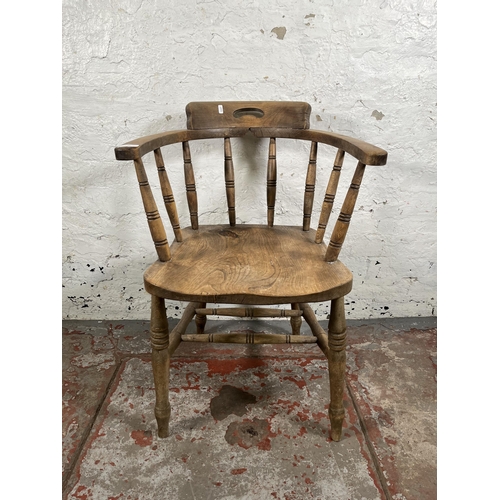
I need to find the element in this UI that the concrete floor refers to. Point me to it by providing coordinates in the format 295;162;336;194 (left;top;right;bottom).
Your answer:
62;316;436;500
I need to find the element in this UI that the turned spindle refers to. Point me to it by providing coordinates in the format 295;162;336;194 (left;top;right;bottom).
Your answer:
224;138;236;226
325;161;366;261
182;141;199;230
303;142;318;231
133;157;171;262
154;148;183;242
267;137;277;227
315;149;345;243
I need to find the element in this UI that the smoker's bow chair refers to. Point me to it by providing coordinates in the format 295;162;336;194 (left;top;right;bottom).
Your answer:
114;101;387;441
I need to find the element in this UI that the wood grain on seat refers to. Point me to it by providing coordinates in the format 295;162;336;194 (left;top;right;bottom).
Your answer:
144;225;353;304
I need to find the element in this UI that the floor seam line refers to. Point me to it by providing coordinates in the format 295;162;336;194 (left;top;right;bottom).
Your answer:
62;356;125;496
346;378;392;500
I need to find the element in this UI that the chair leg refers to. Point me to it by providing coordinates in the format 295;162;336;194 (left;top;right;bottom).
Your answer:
290;303;302;335
327;297;347;441
195;302;207;334
150;295;171;438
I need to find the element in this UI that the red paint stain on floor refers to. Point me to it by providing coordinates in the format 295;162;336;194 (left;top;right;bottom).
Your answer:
276;399;300;414
258;420;277;450
297;358;315;367
372;404;394;427
130;430;152;447
181;371;201;390
282;376;306;390
73;485;90;500
296;409;310;422
257;435;274;450
312;411;327;421
231;468;247;475
63;328;85;335
206;358;267;376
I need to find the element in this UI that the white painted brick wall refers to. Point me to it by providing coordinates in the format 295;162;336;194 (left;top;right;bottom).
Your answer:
62;0;436;320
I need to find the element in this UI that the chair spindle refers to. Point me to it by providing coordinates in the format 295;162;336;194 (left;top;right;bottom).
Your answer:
267;138;277;227
154;149;183;243
325;161;366;262
303;141;318;231
133;157;171;262
224;138;236;226
182;141;199;230
315;149;345;243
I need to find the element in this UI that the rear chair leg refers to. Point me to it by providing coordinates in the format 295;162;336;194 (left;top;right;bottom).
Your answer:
290;303;302;335
195;302;207;334
327;297;347;441
150;295;171;438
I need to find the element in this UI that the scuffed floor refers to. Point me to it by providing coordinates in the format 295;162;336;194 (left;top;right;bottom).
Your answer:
62;317;436;500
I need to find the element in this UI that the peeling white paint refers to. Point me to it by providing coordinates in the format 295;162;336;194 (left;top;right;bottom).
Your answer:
62;0;436;320
71;353;115;370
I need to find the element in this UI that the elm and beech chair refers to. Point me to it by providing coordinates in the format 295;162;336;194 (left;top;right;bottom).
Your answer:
114;101;387;441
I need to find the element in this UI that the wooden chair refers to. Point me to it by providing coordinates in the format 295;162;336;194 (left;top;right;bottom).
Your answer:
114;101;387;441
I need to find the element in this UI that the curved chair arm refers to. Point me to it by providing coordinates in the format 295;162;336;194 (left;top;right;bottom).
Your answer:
250;128;387;166
115;127;387;166
114;128;249;160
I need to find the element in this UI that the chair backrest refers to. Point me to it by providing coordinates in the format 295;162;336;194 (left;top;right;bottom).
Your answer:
186;101;311;130
115;101;387;263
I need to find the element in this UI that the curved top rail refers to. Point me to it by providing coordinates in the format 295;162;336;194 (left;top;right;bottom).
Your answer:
114;127;387;166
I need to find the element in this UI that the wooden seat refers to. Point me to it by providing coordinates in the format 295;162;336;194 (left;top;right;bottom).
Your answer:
115;101;388;442
144;225;353;304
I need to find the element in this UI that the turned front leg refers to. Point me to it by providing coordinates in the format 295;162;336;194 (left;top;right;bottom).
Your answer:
150;295;171;438
327;297;347;441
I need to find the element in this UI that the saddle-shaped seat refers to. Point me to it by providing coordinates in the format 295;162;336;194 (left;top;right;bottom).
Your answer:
143;225;353;304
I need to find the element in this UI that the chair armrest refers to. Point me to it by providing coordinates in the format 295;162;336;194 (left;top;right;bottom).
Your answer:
115;127;387;166
251;128;388;166
114;128;249;160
